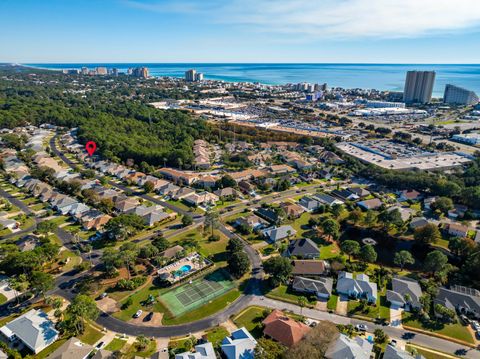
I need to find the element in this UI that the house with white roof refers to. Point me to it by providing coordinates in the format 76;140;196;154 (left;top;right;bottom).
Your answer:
221;327;257;359
175;342;216;359
336;272;377;303
0;309;59;354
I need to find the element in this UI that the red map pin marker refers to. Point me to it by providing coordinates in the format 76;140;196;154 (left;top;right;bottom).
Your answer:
85;141;97;156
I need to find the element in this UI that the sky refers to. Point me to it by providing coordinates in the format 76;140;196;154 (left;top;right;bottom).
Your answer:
1;0;480;63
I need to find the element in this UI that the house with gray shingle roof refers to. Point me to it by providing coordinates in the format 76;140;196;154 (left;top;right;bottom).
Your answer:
336;272;377;303
325;334;372;359
384;343;423;359
283;238;320;259
0;309;59;354
263;225;297;243
386;277;423;311
292;276;333;299
434;285;480;319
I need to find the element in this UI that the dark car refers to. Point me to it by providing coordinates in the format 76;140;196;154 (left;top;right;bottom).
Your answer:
144;312;154;322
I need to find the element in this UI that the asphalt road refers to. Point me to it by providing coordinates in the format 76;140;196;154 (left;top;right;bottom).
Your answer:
0;187;39;239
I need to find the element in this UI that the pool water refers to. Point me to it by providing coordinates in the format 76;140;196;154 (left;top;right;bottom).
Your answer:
173;265;192;277
179;265;192;272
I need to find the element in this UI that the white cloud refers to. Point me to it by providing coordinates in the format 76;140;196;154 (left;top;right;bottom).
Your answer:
125;0;480;39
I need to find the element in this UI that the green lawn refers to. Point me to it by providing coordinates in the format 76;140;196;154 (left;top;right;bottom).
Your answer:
289;212;313;238
327;294;338;311
405;345;456;359
126;339;157;358
49;215;71;226
79;323;104;345
205;326;230;347
266;284;316;307
347;294;390;320
0;293;8;305
319;243;341;260
105;338;127;351
233;306;268;338
57;250;82;272
36;339;68;359
113;280;168;320
402;312;474;344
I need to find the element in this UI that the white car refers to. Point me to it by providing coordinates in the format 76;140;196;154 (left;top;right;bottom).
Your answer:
355;324;368;332
133;310;143;318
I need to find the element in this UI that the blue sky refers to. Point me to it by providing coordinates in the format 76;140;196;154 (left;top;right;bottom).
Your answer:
1;0;480;63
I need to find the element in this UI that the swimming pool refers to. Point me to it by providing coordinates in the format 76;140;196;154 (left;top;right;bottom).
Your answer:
173;265;192;277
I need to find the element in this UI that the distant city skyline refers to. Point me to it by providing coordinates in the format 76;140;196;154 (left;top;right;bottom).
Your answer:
1;0;480;63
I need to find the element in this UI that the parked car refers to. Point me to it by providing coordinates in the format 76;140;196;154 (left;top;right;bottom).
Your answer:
133;310;143;318
144;312;154;322
389;339;397;347
355;324;368;332
97;292;108;300
96;342;105;349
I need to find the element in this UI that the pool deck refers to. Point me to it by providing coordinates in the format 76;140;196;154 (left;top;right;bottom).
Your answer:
157;252;208;283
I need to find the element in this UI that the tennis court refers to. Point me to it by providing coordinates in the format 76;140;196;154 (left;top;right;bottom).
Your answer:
160;270;235;317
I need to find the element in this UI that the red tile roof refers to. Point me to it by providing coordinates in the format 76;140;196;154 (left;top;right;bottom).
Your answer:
262;310;310;347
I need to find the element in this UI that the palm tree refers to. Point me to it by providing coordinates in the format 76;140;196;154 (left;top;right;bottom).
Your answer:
297;296;308;315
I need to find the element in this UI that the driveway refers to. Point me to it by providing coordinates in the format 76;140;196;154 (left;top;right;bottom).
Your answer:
336;295;349;316
390;305;404;328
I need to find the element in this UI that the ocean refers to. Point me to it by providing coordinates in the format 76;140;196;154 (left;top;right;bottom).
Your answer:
25;63;480;97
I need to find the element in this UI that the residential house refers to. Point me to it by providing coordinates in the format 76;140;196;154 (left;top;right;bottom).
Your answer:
383;343;422;359
423;197;437;211
291;260;329;278
299;196;321;211
54;197;79;215
49;337;93;359
229;169;267;183
283;238;320;259
114;198;140;213
0;217;17;231
319;151;344;165
255;208;281;224
184;192;219;206
447;223;469;238
348;187;371;198
0;309;59;354
263;225;297;243
268;164;296;176
399;189;422;202
336;272;377;303
158;168;198;186
281;202;305;219
160;245;185;259
313;193;343;207
292;276;333;299
67;203;90;217
172;187;195;201
262;310;310;347
448;204;468;219
157;183;181;197
175;342;216;359
409;217;429;230
234;214;268;232
434;285;480;319
221;327;257;359
357;198;383;211
214;187;240;199
318;169;333;180
331;189;359;202
325;334;372;359
388;206;416;222
386;277;423;310
198;175;219;189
